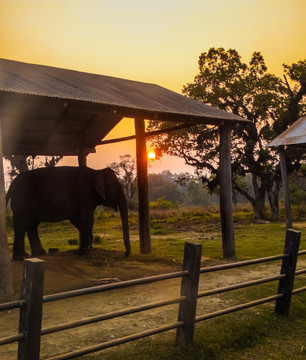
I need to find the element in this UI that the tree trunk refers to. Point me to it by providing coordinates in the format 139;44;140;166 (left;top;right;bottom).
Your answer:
233;175;266;220
267;178;281;221
219;124;235;259
252;174;266;219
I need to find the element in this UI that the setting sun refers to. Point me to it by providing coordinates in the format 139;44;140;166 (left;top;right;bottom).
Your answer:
148;151;156;160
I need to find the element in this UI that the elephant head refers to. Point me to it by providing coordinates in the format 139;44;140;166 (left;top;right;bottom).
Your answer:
93;168;131;256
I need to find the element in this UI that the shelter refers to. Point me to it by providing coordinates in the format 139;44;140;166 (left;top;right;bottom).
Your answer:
0;58;248;294
268;116;306;228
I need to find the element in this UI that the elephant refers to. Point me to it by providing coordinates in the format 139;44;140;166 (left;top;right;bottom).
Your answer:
6;166;130;260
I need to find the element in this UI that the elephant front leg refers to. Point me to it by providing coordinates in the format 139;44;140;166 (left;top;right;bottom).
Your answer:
79;222;94;254
71;215;94;254
27;223;46;256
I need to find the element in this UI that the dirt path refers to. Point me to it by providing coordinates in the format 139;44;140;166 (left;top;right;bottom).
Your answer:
1;249;305;360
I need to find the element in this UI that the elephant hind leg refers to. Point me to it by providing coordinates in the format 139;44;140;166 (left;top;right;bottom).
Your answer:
27;223;46;256
13;225;28;260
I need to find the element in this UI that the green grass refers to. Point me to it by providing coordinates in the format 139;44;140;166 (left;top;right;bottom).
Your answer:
6;206;306;261
5;206;306;359
73;293;305;360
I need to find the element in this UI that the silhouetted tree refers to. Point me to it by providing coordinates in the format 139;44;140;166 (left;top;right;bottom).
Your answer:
6;155;62;184
149;48;306;219
109;155;137;201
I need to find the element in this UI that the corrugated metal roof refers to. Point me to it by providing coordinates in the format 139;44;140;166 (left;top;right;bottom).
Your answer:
0;58;246;122
268;116;306;147
0;58;248;157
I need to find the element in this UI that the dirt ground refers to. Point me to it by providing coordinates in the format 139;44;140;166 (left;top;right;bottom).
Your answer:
1;246;305;360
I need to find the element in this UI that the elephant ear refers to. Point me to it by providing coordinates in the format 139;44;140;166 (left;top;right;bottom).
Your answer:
93;173;106;202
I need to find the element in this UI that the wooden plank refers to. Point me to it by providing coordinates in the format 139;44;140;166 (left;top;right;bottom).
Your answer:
275;229;301;316
0;117;13;301
279;147;292;228
134;118;151;254
98;123;198;145
18;259;45;360
176;242;202;347
219;124;236;259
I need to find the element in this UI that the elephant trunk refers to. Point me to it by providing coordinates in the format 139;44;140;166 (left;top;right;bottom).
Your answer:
118;189;131;256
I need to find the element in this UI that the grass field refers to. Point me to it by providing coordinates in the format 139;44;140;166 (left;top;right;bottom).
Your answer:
4;205;306;360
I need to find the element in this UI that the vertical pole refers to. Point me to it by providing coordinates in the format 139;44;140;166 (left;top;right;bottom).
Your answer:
134;118;151;254
275;229;300;316
176;242;202;348
18;258;45;360
279;147;292;228
219;123;235;259
78;149;87;168
0;117;13;300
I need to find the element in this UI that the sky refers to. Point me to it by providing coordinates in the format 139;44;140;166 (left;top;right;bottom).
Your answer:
1;0;305;173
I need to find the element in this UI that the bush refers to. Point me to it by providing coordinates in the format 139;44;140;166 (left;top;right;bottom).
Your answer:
149;197;178;210
67;239;78;246
290;184;306;205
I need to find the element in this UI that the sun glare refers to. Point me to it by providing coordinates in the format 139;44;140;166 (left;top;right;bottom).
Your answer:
148;151;156;160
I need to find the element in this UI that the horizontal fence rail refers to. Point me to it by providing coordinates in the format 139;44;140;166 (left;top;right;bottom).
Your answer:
0;229;304;360
292;286;306;295
43;270;188;303
0;299;25;312
200;254;289;274
46;321;185;360
195;294;283;323
41;295;186;336
0;333;24;346
198;274;286;298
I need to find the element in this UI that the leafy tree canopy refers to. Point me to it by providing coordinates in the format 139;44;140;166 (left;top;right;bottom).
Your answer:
148;48;306;219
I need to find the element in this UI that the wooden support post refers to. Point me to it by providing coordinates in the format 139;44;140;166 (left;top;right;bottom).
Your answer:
18;258;45;360
219;123;235;259
78;149;88;167
0;118;13;301
275;229;300;316
176;242;202;348
279;147;292;228
135;118;151;254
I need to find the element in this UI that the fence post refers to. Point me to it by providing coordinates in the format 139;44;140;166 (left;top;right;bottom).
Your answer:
176;242;202;348
18;258;45;360
275;229;300;316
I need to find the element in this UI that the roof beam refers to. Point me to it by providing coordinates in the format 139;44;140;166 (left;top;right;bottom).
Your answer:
2;144;96;157
98;123;198;145
66;100;230;125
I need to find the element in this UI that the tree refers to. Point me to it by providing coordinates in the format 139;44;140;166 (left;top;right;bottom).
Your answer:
6;155;62;183
149;48;306;219
148;171;183;204
108;155;137;202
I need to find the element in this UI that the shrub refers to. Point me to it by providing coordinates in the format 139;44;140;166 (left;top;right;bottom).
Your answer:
67;239;78;246
149;197;178;210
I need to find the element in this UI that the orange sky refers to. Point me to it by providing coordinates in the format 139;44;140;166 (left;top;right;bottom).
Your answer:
1;0;305;173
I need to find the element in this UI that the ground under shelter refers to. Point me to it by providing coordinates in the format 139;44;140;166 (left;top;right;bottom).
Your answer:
0;58;248;297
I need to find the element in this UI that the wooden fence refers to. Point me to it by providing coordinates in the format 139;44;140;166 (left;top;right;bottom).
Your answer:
0;229;305;360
